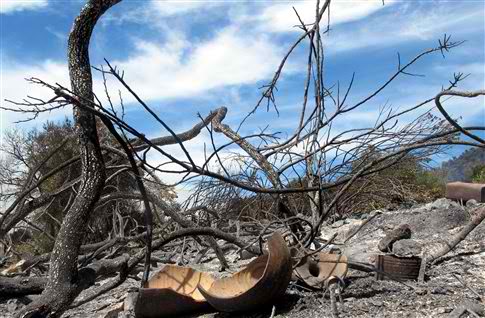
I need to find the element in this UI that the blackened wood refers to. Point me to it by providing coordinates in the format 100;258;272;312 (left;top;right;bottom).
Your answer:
0;277;47;296
378;224;411;252
15;1;120;317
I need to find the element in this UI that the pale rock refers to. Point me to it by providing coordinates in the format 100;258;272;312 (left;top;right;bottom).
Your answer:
96;302;124;318
392;239;422;257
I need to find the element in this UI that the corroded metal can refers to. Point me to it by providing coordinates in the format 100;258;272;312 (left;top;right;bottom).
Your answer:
446;182;485;203
375;254;421;281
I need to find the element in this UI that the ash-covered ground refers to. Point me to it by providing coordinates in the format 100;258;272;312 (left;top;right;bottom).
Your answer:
2;198;484;318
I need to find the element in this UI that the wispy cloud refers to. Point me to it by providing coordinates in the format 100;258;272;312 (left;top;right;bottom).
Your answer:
150;0;221;17
239;0;392;33
1;58;70;128
102;0;225;27
102;26;284;102
1;24;284;126
324;2;483;53
0;0;48;14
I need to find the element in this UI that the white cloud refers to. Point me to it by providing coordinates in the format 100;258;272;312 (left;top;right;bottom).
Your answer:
324;2;483;53
150;0;219;17
103;26;284;102
245;0;392;33
1;59;71;129
0;0;48;14
1;23;284;127
102;0;224;26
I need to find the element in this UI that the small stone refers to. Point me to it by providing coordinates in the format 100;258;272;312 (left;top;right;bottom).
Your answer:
392;239;422;257
431;287;448;295
369;299;384;307
117;311;136;318
466;199;478;207
239;249;258;260
426;198;460;210
415;288;427;295
97;302;124;318
7;299;20;312
436;307;453;314
449;226;464;235
331;220;345;228
344;218;357;225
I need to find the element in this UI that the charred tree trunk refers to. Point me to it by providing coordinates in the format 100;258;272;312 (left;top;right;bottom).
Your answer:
16;1;120;317
0;277;47;297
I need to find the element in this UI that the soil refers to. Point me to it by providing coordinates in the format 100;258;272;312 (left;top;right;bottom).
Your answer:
1;198;484;317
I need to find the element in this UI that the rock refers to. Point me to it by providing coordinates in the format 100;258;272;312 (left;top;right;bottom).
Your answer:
239;249;258;260
424;198;460;211
7;299;20;313
449;301;485;318
124;292;138;312
331;220;345;228
405;205;468;235
344;218;354;225
431;287;448;295
97;302;124;318
392;239;422;257
369;299;384;307
118;310;136;318
438;307;453;314
415;288;427;295
449;226;464;235
6;297;31;313
343;220;364;241
378;224;411;252
466;199;478;207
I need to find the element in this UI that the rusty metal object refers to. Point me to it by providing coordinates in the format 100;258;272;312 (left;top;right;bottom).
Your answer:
293;253;348;289
135;265;215;318
198;232;292;312
446;182;485;203
375;254;421;281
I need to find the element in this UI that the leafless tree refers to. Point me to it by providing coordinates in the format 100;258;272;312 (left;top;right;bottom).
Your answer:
1;0;484;316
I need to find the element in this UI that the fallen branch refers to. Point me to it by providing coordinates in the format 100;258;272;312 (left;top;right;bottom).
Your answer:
0;254;129;298
0;276;47;296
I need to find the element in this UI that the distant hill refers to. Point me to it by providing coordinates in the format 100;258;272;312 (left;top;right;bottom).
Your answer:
441;147;485;181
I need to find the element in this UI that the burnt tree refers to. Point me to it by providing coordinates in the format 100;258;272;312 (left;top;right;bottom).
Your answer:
15;1;119;317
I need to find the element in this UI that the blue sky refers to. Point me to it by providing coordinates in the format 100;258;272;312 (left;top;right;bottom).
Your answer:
1;0;484;197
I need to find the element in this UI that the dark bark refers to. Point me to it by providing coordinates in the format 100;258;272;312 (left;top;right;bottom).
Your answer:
0;277;47;297
15;1;120;317
378;224;412;253
0;255;129;298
